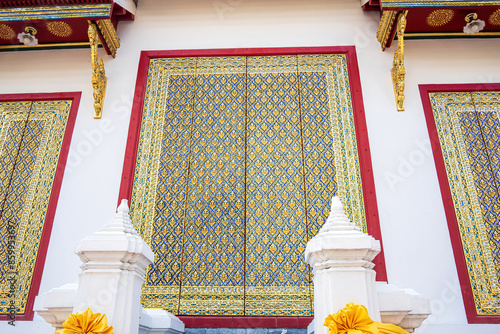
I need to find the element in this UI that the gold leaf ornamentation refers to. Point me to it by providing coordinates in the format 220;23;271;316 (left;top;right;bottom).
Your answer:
392;11;407;111
47;21;73;37
62;308;114;334
426;9;454;27
376;10;397;50
0;24;15;40
489;9;500;26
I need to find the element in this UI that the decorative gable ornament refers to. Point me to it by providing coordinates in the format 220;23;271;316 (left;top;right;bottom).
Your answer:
17;27;38;46
464;19;486;34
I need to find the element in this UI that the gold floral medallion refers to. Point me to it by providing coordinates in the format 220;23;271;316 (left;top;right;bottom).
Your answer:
0;24;15;40
426;9;454;27
47;21;73;37
489;9;500;26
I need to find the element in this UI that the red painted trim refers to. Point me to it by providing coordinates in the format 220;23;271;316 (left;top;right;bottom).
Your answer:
118;50;151;204
419;83;500;324
0;92;81;321
177;316;314;328
345;48;387;282
119;46;386;320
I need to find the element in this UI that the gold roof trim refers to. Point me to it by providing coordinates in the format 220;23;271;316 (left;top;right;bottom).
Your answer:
0;4;111;22
381;0;500;9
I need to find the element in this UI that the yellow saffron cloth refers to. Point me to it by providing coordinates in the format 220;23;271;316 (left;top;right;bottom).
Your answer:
324;303;410;334
61;308;115;334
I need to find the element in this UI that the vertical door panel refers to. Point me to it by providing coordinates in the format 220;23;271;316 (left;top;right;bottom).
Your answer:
148;74;196;313
245;56;311;316
179;57;247;315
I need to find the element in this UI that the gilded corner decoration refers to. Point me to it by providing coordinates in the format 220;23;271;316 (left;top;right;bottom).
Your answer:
376;10;398;50
391;11;407;112
376;9;407;112
88;21;107;119
87;19;120;118
96;19;121;58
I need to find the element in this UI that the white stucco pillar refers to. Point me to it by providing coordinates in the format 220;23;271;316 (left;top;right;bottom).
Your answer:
305;197;381;334
73;199;154;334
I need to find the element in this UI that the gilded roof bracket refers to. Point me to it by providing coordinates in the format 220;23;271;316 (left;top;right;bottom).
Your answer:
96;19;120;58
376;10;397;50
391;11;407;112
88;21;107;119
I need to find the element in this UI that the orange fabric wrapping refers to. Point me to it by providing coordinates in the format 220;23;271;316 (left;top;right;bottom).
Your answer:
375;323;411;334
324;303;410;334
62;308;115;334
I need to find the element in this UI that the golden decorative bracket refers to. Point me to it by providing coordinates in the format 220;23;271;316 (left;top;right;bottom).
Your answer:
391;11;408;112
376;10;397;51
96;19;120;58
88;21;107;119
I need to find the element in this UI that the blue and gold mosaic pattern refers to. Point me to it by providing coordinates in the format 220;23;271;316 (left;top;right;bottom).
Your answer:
245;70;310;315
145;74;196;312
132;55;366;316
430;91;500;315
299;71;337;237
0;100;72;315
179;72;247;315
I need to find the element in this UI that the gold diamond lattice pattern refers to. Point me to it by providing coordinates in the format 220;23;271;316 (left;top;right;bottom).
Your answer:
132;54;366;316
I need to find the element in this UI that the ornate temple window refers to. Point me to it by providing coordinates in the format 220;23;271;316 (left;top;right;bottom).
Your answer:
421;84;500;323
120;48;384;319
0;93;80;321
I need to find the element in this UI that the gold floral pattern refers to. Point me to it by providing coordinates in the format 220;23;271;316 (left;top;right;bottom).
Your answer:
47;21;73;37
426;9;454;27
0;24;15;40
489;9;500;26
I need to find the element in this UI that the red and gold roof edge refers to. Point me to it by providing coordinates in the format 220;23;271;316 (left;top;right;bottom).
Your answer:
0;0;130;55
372;1;500;50
0;0;112;8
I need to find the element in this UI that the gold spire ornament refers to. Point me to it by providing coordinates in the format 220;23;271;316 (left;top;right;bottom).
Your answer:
61;308;115;334
88;21;107;119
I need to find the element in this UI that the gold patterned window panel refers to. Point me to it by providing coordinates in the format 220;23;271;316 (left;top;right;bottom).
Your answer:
0;98;76;319
131;54;367;316
425;90;500;318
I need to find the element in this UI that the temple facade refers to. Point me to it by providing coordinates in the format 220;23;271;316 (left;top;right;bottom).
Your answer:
0;0;499;333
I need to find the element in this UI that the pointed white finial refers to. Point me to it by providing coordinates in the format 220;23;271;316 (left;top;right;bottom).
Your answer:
319;196;360;234
117;199;130;215
98;199;138;235
331;196;343;211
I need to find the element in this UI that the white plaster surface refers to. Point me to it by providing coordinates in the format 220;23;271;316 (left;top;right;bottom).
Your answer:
139;309;185;334
0;0;499;333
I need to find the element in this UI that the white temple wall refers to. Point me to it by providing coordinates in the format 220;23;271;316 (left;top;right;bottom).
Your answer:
0;0;499;333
